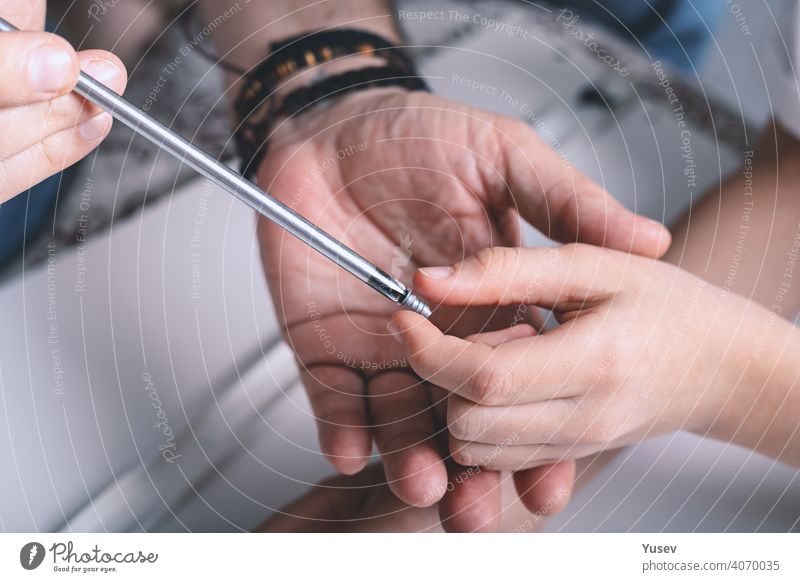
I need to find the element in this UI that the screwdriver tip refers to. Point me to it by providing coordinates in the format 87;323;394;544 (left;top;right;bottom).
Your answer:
400;291;432;318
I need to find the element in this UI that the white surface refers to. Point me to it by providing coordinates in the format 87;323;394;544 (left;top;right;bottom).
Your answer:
0;2;798;532
0;176;332;532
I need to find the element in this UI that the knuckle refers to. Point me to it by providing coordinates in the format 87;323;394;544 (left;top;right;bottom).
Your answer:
498;116;534;147
35;139;61;173
470;361;512;405
593;338;631;386
574;401;620;445
448;407;486;442
449;439;480;467
472;246;511;278
35;133;68;173
463;331;480;343
406;344;437;379
44;92;80;126
583;416;619;446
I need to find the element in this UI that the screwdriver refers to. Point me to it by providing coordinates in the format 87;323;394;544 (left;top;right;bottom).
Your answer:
0;16;432;318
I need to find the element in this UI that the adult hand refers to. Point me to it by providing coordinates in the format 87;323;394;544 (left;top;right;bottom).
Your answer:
256;88;669;524
257;463;443;533
389;244;767;469
257;460;573;532
0;0;126;203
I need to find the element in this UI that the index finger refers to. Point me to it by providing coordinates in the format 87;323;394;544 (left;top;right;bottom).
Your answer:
391;311;585;405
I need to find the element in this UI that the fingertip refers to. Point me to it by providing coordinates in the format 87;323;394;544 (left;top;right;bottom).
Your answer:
319;426;373;476
333;457;370;476
639;218;672;259
390;310;432;335
439;468;502;532
514;461;575;516
325;451;370;476
384;445;448;508
412;267;453;301
76;112;112;142
53;36;80;94
615;214;672;259
78;50;128;94
512;323;538;338
22;33;80;100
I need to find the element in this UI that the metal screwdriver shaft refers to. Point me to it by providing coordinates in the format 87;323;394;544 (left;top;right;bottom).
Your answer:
0;17;432;318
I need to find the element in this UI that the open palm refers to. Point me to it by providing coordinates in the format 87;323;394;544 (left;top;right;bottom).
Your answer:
256;88;667;529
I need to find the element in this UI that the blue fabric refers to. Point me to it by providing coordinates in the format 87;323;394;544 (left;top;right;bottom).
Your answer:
0;20;72;271
0;3;726;270
0;173;64;269
557;0;725;71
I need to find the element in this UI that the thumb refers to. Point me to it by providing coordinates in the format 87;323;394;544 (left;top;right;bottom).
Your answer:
2;0;46;30
0;31;79;104
500;120;671;258
413;245;621;309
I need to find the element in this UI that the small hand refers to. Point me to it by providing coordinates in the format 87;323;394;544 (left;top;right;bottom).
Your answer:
389;244;756;469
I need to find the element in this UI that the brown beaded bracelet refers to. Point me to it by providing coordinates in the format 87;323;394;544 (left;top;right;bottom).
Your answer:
233;29;428;179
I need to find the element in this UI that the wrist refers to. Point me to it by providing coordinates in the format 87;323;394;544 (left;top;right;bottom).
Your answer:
703;299;800;459
234;27;426;178
199;0;400;90
265;86;409;152
271;54;385;101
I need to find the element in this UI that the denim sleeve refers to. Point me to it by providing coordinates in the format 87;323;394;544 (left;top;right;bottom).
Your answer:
0;173;65;270
555;0;726;71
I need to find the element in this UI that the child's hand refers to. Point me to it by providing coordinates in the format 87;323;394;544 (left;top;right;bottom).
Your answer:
389;244;761;470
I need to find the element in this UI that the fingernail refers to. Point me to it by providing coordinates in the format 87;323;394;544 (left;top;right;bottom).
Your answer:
77;113;111;141
418;266;453;279
386;320;402;343
82;58;123;87
28;45;73;94
643;218;669;241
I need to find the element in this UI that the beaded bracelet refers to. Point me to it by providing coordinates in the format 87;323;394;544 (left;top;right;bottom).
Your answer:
233;29;428;178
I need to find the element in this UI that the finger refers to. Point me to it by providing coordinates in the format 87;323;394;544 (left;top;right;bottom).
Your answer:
448;395;581;445
520;304;549;332
432;303;517;338
499;119;671;258
257;463;386;532
449;436;577;471
429;384;449;429
414;245;621;310
436;370;501;533
301;367;372;475
367;371;447;507
1;52;127;159
0;31;79;105
2;0;46;30
0;112;114;202
438;463;502;532
513;461;575;516
391;310;586;405
390;310;497;400
464;323;537;346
